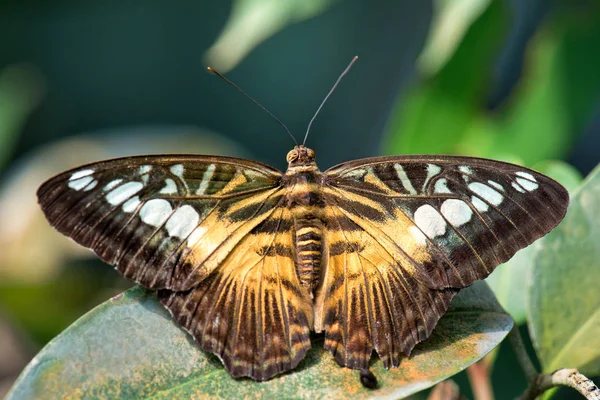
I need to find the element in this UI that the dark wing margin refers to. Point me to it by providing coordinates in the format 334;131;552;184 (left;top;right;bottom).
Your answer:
325;154;569;288
316;155;568;371
158;206;313;381
37;154;283;291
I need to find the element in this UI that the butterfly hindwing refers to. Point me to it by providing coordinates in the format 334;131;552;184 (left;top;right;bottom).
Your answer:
315;202;456;371
37;155;283;290
159;207;313;381
315;155;568;370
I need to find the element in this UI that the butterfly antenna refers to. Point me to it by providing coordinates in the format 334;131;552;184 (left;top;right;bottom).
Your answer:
303;55;358;146
207;67;298;145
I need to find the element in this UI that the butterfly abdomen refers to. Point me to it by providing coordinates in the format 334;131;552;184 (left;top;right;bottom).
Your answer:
294;216;323;291
284;165;327;293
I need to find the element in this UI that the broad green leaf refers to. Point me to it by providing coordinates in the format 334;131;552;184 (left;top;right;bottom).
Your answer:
204;0;340;73
528;164;600;376
8;282;512;399
486;160;583;324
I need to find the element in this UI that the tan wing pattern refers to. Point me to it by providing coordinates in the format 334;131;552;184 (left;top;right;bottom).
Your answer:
317;155;569;370
37;155;283;291
315;201;455;371
159;206;313;381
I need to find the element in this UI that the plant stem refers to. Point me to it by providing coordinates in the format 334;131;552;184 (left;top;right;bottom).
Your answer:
508;325;538;381
518;369;600;400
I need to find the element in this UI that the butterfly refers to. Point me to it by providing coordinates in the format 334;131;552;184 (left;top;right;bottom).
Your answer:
36;58;569;383
37;146;569;380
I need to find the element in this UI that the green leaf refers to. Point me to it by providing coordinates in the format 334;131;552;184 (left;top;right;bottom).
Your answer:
8;282;512;399
417;0;492;76
528;164;600;376
0;64;44;169
486;160;583;324
384;0;509;155
204;0;340;73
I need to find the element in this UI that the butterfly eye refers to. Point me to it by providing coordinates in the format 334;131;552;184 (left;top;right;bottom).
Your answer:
307;148;315;159
286;149;299;163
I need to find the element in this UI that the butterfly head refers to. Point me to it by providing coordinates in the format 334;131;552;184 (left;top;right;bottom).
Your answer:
286;145;316;169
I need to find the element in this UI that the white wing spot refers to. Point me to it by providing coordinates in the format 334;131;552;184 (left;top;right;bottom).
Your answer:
196;164;216;195
516;177;539;191
69;169;94;181
468;182;504;206
160;178;178;194
459;166;473;182
422;164;442;190
487;180;504;192
414;204;446;238
122;196;141;213
512;181;526;193
187;226;208;248
441;199;473;227
170;164;184;178
394;164;417;195
166;205;200;238
139;165;153;183
106;181;143;205
434;178;452;194
472;196;489;212
516;171;536;181
344;169;368;179
139;199;173;227
139;165;152;174
104;179;123;191
68;176;95;191
83;180;98;191
409;226;428;245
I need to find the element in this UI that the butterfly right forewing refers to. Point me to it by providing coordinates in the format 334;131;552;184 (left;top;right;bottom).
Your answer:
37;155;284;291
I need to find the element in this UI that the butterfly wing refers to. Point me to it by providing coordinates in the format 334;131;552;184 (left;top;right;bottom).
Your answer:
316;155;569;370
37;155;284;291
158;206;313;381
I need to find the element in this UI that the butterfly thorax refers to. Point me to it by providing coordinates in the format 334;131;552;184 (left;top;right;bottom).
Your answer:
283;146;326;295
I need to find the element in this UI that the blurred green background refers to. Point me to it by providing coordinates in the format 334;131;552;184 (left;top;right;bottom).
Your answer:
0;0;598;398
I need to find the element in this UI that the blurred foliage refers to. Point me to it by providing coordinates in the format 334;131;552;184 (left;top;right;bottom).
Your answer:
0;0;599;398
528;164;600;378
7;282;512;399
385;0;600;168
486;160;583;324
417;0;492;76
205;0;341;72
0;64;44;170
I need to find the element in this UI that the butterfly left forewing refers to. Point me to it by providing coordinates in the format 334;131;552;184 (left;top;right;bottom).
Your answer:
316;155;568;371
37;155;283;290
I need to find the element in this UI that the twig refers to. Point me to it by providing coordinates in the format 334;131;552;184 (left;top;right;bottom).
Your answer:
467;360;495;400
518;369;600;400
508;325;538;381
